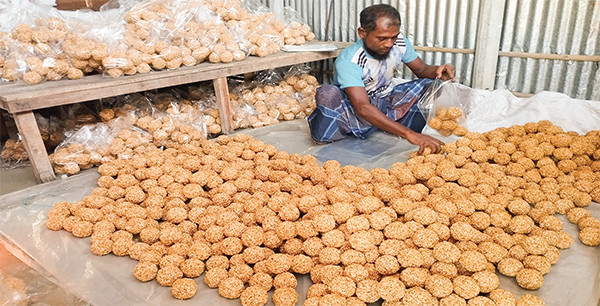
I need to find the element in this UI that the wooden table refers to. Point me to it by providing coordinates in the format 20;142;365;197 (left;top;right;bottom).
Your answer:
0;41;349;183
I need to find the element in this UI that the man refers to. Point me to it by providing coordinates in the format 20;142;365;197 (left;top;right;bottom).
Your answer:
308;4;455;154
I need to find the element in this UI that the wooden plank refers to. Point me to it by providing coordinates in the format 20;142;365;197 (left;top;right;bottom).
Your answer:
0;41;350;114
213;77;233;134
414;46;475;54
12;111;56;183
412;46;600;62
472;0;507;91
498;51;600;62
55;0;109;11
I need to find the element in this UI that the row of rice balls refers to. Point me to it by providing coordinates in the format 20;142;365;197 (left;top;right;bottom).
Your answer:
47;123;600;304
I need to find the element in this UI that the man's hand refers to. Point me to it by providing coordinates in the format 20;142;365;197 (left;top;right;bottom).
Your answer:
436;64;456;81
405;131;444;154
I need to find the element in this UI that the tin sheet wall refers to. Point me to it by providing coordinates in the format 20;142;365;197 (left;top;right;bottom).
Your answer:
262;0;600;101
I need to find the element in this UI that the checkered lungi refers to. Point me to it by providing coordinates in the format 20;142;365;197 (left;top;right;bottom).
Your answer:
307;78;433;142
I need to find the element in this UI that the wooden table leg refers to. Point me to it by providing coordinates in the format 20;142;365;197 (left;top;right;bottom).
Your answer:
12;111;56;183
213;77;234;134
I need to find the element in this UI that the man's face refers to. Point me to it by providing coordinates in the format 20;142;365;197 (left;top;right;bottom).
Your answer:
359;17;400;60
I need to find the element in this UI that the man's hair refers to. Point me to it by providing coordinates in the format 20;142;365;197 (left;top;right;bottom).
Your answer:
360;4;401;33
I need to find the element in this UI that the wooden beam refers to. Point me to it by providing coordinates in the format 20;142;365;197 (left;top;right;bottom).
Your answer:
472;0;507;91
213;77;233;135
498;51;600;62
413;46;600;62
414;46;475;54
12;111;56;183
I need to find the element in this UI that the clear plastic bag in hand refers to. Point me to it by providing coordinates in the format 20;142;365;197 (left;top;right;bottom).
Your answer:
417;79;468;136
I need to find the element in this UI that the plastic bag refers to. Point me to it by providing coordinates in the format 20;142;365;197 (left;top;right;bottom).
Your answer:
417;79;468;136
50;123;116;175
35;112;64;150
281;6;315;45
0;137;29;169
60;103;99;132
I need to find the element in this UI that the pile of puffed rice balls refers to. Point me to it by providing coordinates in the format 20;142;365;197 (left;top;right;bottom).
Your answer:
47;120;600;305
428;106;468;137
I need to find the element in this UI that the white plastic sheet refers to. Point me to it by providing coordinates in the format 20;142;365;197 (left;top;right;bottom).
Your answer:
1;88;600;306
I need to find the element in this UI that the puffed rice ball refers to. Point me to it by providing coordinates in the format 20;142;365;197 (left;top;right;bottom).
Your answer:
375;254;400;275
156;265;184;286
133;262;158;282
240;286;269;306
272;272;297;289
471;270;499;293
516;268;544;290
400;267;429;287
439;294;467;306
425;274;453;298
403;287;438;306
579;227;600;246
266;253;292;274
171;278;197;300
458;250;487;272
452;275;480;299
433;241;461;263
555;230;574;249
356;279;380;303
272;287;298;306
397;248;425;267
489;289;516;306
249;272;273;291
176;257;204;278
218;277;245;299
327;275;356;297
516;294;546;306
204;267;228;288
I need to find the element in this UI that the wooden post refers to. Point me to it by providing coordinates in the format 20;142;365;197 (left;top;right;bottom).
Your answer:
213;77;234;134
271;0;284;21
472;0;507;91
12;111;56;183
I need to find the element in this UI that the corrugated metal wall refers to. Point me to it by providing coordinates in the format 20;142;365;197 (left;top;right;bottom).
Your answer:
498;0;600;101
261;0;600;101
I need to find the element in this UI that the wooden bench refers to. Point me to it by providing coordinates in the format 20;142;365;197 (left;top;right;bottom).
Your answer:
0;41;349;183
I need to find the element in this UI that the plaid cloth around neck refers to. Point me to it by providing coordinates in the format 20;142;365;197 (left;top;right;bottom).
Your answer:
308;78;433;142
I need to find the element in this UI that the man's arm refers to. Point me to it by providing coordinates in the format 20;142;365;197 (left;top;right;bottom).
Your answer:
345;86;443;154
406;57;456;81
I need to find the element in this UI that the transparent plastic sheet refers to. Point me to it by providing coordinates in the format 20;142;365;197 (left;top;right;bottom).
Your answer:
0;118;600;306
0;243;87;306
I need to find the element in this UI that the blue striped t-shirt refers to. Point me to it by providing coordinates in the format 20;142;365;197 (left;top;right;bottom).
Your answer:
333;35;418;97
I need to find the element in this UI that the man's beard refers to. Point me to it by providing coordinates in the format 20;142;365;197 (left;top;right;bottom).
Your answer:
364;45;390;60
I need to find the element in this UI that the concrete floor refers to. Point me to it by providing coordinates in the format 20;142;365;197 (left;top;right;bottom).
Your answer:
0;165;40;196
